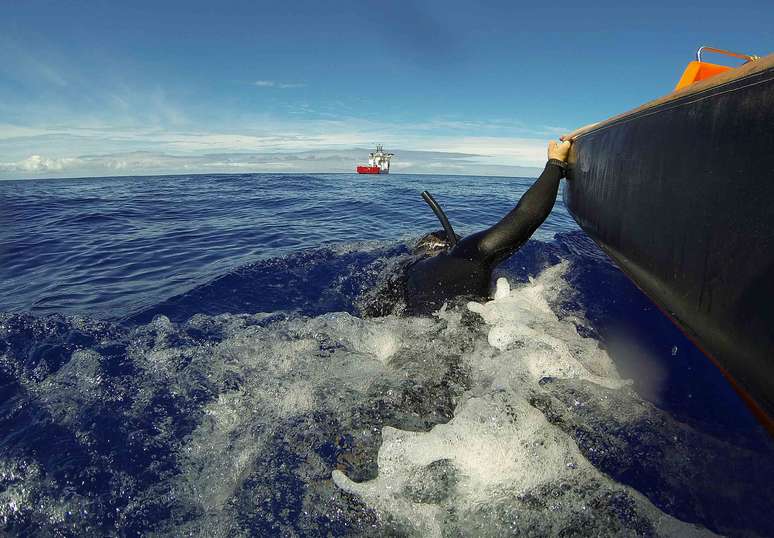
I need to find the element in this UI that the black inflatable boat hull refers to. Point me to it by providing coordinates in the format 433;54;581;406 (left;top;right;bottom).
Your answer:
564;55;774;429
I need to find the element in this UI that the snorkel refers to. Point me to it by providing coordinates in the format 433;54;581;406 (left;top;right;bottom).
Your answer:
420;191;458;248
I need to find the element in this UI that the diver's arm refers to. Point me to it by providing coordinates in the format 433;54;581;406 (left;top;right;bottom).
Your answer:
477;162;563;263
451;140;571;265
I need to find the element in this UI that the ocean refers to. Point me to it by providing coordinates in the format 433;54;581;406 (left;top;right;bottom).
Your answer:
1;172;772;536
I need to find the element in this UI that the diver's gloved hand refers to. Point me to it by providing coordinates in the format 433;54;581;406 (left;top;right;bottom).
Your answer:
548;139;571;163
546;139;571;178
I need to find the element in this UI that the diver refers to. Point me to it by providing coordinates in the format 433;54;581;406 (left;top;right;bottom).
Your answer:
403;138;572;313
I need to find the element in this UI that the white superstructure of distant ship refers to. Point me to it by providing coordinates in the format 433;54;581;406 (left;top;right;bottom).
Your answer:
356;145;393;174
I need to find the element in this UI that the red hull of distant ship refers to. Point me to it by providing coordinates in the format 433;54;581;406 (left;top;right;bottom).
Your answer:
356;166;382;174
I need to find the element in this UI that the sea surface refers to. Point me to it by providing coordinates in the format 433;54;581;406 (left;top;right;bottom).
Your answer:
1;172;772;537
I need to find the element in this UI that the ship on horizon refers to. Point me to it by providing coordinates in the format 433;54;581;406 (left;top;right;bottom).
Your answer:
356;145;393;174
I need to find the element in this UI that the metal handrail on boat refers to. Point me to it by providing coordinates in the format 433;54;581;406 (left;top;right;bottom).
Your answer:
696;46;759;64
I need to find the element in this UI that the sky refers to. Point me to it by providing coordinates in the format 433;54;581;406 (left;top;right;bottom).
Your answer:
0;0;772;179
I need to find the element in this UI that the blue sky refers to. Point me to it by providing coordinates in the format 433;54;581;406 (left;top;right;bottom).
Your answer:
0;0;771;178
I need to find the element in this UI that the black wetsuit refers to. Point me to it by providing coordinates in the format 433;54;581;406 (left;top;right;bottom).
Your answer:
405;160;566;312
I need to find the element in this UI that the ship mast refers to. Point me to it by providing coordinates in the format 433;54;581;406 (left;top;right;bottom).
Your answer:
371;144;393;173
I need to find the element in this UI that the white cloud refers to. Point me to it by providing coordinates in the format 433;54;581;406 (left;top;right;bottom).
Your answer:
0;38;561;180
253;80;306;89
0;154;81;173
421;136;547;166
0;123;52;139
0;103;555;179
0;148;542;180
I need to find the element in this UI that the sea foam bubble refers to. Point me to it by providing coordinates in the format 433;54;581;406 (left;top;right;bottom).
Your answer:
332;265;713;536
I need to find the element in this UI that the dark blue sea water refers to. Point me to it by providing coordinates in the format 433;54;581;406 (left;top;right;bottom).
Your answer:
1;173;772;537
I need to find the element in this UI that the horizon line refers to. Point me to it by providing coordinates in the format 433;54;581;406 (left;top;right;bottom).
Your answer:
0;169;543;182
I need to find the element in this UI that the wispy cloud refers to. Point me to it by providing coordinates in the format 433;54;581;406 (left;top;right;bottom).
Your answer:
0;36;69;88
0;113;551;179
253;80;306;89
0;146;542;180
0;154;80;173
0;63;552;179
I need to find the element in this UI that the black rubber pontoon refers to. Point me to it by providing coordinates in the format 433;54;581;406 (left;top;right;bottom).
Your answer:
564;53;774;431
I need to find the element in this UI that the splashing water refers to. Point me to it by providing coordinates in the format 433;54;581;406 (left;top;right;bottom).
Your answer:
2;173;773;536
5;260;769;536
332;266;712;537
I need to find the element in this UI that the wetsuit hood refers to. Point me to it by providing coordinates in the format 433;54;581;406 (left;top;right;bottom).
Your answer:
413;230;461;257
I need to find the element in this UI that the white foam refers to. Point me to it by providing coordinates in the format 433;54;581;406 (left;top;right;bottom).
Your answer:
24;349;104;427
5;263;719;535
0;458;91;531
466;264;627;389
333;392;712;536
332;265;713;536
163;311;457;530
